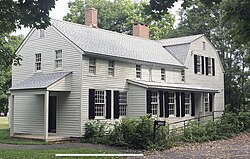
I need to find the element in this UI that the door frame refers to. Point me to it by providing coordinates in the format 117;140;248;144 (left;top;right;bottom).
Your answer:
48;93;58;134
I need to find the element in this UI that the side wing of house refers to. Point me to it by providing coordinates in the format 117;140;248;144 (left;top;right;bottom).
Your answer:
185;36;224;116
11;26;82;137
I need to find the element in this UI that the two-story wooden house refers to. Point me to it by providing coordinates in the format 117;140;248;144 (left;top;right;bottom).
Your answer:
9;8;224;141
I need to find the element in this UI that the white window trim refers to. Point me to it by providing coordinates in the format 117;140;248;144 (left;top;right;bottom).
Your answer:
204;93;209;113
151;91;158;116
168;92;176;117
35;53;42;72
54;50;63;70
94;90;106;119
119;91;127;117
89;58;96;75
208;57;212;75
108;61;115;77
161;68;166;82
181;69;185;83
136;65;142;79
184;93;191;115
196;55;202;74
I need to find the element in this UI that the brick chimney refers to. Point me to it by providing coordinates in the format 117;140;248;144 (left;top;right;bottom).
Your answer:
85;8;98;28
132;22;149;39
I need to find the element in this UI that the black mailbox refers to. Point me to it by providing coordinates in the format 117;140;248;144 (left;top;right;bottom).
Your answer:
154;120;166;126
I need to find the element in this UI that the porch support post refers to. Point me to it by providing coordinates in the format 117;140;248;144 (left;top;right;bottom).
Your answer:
44;91;49;141
10;95;14;137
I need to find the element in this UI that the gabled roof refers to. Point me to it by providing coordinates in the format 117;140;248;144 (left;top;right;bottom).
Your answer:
164;44;190;64
50;19;183;67
157;34;204;46
10;71;72;90
127;79;219;93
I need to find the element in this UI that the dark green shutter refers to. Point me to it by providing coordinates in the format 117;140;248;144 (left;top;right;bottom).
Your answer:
212;58;215;76
201;56;204;74
191;93;195;116
106;90;111;119
181;93;185;117
209;93;213;112
194;55;197;74
159;91;163;117
176;92;180;117
164;91;169;118
146;90;152;114
114;91;120;119
89;89;95;119
205;57;209;75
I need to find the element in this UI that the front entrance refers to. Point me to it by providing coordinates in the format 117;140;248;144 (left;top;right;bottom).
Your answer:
49;96;57;133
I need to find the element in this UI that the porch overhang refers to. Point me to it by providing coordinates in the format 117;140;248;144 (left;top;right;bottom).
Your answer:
127;79;219;93
9;71;72;93
8;71;72;141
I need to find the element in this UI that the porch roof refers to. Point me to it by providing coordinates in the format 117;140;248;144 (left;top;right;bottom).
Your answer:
10;71;72;91
127;79;219;93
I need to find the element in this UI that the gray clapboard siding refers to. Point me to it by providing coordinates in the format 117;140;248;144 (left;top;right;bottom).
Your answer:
48;74;72;91
185;36;224;113
127;84;146;118
12;27;82;137
14;95;44;135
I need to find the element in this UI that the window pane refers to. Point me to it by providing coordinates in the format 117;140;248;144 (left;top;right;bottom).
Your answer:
95;91;105;117
151;91;158;115
89;58;96;74
161;68;165;81
119;91;127;116
108;61;114;76
168;93;175;115
55;50;62;59
136;65;141;79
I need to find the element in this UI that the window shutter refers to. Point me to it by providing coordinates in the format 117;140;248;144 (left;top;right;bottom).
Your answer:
181;93;185;117
205;57;209;75
212;58;215;76
164;91;169;118
106;90;111;119
201;56;204;74
164;92;169;118
146;90;152;114
88;89;95;119
114;91;120;119
191;93;195;116
194;55;197;74
159;91;164;117
176;92;180;117
209;93;213;112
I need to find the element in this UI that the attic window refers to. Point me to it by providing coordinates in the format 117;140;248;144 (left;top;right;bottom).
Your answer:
181;69;185;82
161;68;165;81
35;53;41;71
136;65;141;79
55;50;63;69
89;58;96;75
40;29;45;38
203;41;206;50
108;61;114;76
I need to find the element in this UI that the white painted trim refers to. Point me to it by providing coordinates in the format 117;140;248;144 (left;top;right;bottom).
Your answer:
44;91;49;141
15;29;36;55
10;95;14;137
11;89;46;95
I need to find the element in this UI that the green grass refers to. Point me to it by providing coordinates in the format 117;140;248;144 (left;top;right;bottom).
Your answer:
0;117;9;129
0;129;49;145
0;148;119;159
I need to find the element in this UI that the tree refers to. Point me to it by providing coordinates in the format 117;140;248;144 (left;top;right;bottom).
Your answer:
63;0;175;40
149;0;250;46
0;35;23;113
166;0;250;111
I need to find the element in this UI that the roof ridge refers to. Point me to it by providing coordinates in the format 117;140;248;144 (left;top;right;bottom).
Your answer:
50;19;155;43
158;34;204;42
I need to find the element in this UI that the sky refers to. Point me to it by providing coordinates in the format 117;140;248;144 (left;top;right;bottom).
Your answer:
13;0;182;36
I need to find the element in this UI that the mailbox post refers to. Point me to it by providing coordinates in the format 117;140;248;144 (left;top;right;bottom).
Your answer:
153;120;166;142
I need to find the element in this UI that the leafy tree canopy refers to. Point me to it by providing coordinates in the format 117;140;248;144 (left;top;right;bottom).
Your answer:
63;0;175;40
0;0;56;34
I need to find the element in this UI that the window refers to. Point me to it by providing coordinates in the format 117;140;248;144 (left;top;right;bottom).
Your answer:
181;69;185;82
35;53;41;71
204;93;209;112
203;41;206;50
40;29;44;38
184;93;190;114
151;91;158;115
55;50;62;69
208;58;212;75
136;65;141;79
161;68;165;81
197;55;201;73
95;90;105;117
168;93;175;115
119;91;127;116
108;61;114;76
89;58;96;74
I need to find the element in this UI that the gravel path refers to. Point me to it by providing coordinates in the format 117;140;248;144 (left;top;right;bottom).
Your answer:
140;132;250;159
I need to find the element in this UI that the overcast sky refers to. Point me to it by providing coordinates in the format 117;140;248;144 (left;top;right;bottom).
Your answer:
13;0;182;36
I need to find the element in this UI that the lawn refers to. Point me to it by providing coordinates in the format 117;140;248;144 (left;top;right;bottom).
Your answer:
0;148;118;159
0;117;8;129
